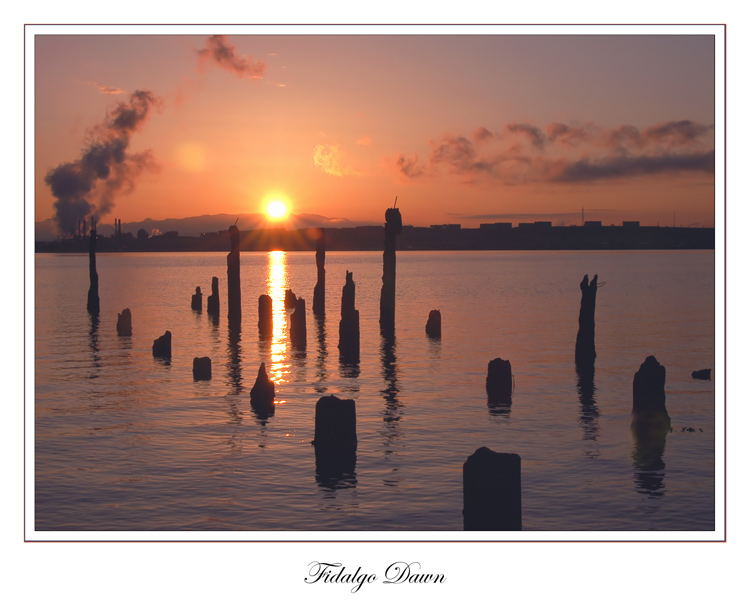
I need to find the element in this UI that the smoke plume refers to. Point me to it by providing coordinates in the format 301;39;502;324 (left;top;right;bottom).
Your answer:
197;35;266;79
45;90;161;235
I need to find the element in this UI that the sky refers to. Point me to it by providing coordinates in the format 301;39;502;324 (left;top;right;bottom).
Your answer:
33;29;718;234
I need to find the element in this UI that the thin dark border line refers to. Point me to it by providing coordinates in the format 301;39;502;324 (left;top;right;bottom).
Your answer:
24;23;727;544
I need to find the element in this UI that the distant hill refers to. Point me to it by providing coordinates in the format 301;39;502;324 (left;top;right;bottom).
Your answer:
35;212;379;241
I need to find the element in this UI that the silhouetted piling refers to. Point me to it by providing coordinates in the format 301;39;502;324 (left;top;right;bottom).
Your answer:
226;225;241;330
338;271;360;363
692;368;711;380
486;358;513;401
313;228;326;317
207;277;219;316
313;395;358;481
379;204;402;333
86;218;100;316
191;286;203;311
290;297;307;350
116;308;132;336
192;356;212;380
463;447;522;531
313;395;357;451
575;274;598;368
152;330;172;358
250;362;275;418
633;355;668;416
632;355;671;445
425;309;441;338
284;289;297;310
258;294;273;338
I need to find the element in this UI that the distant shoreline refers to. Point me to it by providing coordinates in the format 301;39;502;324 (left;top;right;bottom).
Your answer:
35;224;715;253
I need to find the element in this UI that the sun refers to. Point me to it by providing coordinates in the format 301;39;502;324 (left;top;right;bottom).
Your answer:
265;199;289;221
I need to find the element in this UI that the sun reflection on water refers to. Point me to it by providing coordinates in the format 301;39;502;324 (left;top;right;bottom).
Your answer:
266;251;291;385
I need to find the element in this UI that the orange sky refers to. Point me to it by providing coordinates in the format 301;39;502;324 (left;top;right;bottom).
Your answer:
33;29;718;234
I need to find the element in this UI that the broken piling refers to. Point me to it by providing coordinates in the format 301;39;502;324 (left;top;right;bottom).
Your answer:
86;218;100;316
379;204;402;334
227;225;241;330
312;227;326;317
463;446;522;530
338;271;360;364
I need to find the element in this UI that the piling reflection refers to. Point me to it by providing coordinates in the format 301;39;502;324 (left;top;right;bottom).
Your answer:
576;365;600;458
315;450;358;491
88;313;102;377
314;317;328;394
226;327;243;394
380;333;403;461
631;416;669;498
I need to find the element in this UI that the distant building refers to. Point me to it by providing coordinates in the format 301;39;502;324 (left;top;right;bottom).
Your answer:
584;221;602;228
623;221;640;228
429;224;461;230
533;221;552;228
480;222;513;230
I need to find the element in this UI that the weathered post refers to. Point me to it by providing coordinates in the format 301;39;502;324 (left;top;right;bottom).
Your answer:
631;356;670;495
463;446;522;530
290;296;307;350
284;289;297;310
631;355;671;446
425;309;441;338
633;355;668;416
250;362;275;418
87;218;100;316
313;395;357;450
152;330;172;358
226;224;241;330
116;308;132;336
575;274;598;369
691;368;711;380
312;227;326;317
338;271;360;364
486;358;513;401
191;286;203;311
207;277;220;316
258;294;273;338
192;356;212;380
379;201;402;334
313;395;357;480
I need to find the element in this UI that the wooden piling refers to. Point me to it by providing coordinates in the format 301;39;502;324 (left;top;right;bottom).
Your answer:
463;446;522;530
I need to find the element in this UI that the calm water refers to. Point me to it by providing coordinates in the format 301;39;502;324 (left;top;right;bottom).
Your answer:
34;250;716;533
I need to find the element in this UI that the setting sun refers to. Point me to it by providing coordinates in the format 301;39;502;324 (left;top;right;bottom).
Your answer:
266;199;289;220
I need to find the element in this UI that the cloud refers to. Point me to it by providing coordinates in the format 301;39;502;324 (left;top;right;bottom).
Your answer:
473;127;496;143
546;122;592;146
313;144;355;177
394;119;714;186
394;153;426;178
45;90;162;235
356;135;372;147
545;150;715;183
505;123;546;148
94;82;126;95
642;120;714;147
197;35;266;79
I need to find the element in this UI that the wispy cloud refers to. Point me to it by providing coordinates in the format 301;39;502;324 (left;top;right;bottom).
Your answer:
197;35;266;79
93;82;126;95
391;119;714;186
313;144;357;177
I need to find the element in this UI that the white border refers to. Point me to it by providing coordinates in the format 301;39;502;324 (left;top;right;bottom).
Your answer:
24;23;726;543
